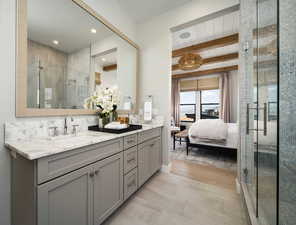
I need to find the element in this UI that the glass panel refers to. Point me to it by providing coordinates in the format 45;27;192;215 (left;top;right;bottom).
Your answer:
180;91;196;104
257;0;278;224
180;91;197;122
180;104;196;122
200;89;220;119
201;89;220;103
200;104;219;119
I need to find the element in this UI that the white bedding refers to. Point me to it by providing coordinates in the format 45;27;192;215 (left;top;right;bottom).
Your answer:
189;119;228;140
189;122;238;150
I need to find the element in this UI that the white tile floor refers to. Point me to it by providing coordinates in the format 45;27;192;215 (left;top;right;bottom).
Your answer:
102;172;248;225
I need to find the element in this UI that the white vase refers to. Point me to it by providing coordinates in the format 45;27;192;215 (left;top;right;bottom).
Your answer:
98;118;103;128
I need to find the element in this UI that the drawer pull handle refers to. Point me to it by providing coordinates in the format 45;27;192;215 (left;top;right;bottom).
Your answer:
89;172;95;178
127;140;135;144
127;180;136;188
150;143;155;147
127;158;136;164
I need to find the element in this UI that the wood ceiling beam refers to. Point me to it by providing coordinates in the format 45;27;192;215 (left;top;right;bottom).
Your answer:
172;52;238;71
103;64;117;71
172;65;238;79
172;34;239;58
172;24;276;58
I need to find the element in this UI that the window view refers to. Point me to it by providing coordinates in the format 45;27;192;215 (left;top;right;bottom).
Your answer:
200;89;220;119
180;91;196;122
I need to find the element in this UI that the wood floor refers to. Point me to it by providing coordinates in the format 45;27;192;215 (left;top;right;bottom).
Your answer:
170;159;237;191
102;172;247;225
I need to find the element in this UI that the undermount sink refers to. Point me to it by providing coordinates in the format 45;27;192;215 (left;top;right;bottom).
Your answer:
45;132;106;142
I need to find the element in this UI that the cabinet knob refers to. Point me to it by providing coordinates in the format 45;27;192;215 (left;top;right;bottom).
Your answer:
95;170;100;175
89;172;95;177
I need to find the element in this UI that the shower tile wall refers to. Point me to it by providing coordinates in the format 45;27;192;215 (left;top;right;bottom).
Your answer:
66;47;91;109
279;0;296;224
28;40;67;108
27;40;91;109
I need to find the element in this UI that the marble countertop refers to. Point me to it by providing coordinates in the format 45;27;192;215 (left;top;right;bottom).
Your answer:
5;124;163;160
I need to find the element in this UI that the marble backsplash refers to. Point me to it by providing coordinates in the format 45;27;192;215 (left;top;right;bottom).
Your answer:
5;116;97;142
5;114;165;143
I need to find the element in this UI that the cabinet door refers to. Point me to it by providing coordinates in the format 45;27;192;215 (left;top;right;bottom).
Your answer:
93;153;123;225
150;137;162;175
138;143;151;187
37;166;92;225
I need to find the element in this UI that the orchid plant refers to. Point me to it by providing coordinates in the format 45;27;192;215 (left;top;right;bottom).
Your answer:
84;86;120;121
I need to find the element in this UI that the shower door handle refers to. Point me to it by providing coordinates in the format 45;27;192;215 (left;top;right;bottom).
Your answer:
262;103;267;136
246;103;256;135
246;103;267;136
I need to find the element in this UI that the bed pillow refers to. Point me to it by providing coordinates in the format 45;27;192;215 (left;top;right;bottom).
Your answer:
189;119;228;140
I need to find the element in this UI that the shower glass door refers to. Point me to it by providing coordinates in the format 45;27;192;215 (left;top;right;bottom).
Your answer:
256;0;278;225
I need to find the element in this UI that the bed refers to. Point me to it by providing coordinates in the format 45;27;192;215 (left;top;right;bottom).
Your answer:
186;121;238;155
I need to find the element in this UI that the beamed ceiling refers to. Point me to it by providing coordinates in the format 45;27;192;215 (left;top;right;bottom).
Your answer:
172;10;239;79
171;10;277;79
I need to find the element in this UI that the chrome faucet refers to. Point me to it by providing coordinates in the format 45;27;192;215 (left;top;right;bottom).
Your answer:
64;116;74;135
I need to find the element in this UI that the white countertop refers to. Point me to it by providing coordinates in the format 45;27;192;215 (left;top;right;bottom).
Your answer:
5;124;163;160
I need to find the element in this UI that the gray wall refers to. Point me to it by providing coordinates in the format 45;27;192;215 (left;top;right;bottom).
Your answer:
279;0;296;224
0;0;16;224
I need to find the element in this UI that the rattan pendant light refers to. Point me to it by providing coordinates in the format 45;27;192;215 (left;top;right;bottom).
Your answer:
178;53;203;71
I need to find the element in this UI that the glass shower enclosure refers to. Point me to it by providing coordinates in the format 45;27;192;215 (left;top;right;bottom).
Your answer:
241;0;296;225
240;0;278;225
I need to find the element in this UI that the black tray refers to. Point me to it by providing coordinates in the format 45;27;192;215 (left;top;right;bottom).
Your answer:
88;124;143;134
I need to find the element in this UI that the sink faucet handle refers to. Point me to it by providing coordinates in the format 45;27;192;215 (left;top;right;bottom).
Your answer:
72;124;80;135
49;126;58;137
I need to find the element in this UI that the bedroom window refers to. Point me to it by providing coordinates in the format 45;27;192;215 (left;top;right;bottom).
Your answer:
200;89;220;119
180;91;196;122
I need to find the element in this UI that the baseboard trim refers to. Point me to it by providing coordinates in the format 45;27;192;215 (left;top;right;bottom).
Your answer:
161;163;172;173
236;178;241;194
241;183;259;225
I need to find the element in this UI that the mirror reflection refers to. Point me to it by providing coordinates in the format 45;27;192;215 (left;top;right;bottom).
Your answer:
27;0;137;110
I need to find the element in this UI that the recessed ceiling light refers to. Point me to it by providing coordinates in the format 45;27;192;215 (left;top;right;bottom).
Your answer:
53;40;59;45
179;32;191;39
101;58;106;62
91;28;97;34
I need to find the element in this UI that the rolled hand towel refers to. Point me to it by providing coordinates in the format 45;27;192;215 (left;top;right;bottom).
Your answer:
105;122;128;130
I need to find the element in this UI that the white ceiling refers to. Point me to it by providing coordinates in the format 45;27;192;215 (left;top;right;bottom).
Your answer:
28;0;114;54
117;0;193;23
172;10;239;50
172;10;239;75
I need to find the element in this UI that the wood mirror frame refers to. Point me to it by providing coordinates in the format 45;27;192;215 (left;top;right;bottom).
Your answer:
16;0;139;117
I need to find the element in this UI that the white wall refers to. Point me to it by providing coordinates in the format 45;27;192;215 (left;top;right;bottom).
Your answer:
136;0;239;165
0;0;16;224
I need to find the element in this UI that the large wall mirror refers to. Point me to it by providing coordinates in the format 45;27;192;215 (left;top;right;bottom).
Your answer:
16;0;138;117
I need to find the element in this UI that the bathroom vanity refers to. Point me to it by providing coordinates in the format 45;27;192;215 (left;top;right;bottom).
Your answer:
7;125;162;225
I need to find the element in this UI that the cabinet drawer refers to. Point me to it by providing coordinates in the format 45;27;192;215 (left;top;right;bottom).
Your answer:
124;134;138;149
37;138;123;184
138;128;161;143
123;146;138;174
124;168;138;200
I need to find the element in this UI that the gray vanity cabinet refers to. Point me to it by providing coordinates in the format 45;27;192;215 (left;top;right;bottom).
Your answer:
37;165;93;225
11;127;163;225
93;153;124;225
138;137;162;187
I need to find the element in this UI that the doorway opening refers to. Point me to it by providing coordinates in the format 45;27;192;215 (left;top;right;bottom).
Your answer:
170;6;240;191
